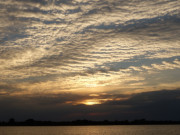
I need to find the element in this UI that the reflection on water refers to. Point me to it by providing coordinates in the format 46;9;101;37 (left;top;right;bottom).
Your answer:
0;125;180;135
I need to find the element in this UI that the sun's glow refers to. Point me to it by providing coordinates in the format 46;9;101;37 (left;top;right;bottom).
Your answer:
83;100;101;106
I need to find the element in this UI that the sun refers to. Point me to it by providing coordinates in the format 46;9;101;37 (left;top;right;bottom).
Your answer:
83;100;101;106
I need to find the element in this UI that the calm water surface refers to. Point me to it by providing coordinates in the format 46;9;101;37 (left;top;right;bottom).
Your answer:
0;125;180;135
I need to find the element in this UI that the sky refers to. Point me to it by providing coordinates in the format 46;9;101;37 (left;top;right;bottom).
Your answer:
0;0;180;121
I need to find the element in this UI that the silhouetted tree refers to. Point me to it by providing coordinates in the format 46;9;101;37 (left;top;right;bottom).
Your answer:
8;118;15;124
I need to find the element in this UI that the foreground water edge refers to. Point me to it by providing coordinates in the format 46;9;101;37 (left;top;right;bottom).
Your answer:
0;125;180;135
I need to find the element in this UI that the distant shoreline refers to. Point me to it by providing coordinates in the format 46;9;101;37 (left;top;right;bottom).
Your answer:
1;119;180;126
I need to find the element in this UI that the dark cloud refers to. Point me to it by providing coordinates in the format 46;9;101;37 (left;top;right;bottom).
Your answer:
0;84;24;95
14;0;50;6
104;89;180;120
0;89;180;121
83;14;180;41
106;89;180;105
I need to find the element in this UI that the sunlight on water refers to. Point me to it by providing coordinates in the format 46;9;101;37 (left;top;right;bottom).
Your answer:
0;125;180;135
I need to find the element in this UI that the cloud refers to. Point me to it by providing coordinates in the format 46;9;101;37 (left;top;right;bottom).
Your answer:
0;88;179;121
104;88;180;120
0;83;24;95
0;0;180;115
106;88;180;105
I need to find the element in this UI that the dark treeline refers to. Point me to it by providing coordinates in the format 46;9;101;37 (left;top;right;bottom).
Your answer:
1;118;180;126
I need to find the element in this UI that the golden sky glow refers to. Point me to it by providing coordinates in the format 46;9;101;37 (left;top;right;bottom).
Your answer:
83;100;101;106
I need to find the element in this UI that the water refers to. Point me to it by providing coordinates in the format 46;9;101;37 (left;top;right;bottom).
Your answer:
0;125;180;135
